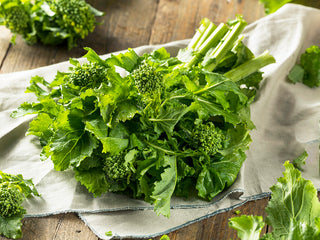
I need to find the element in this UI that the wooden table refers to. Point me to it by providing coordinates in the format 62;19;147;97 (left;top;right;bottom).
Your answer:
1;1;320;239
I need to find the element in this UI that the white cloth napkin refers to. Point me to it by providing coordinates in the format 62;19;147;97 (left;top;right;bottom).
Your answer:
1;4;320;239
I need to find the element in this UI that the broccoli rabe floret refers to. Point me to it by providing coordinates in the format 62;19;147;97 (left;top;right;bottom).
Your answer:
49;0;97;40
0;171;39;239
192;122;225;156
0;185;25;218
103;152;132;181
2;6;30;35
0;1;34;44
131;60;163;96
69;62;108;89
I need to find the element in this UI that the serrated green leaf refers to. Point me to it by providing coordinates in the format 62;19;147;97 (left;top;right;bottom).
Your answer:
49;130;99;171
229;215;265;240
105;48;140;72
151;155;177;217
74;168;109;197
265;161;320;238
0;214;23;239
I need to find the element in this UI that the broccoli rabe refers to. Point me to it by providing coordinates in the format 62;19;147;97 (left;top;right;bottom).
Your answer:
103;152;132;181
0;0;34;44
288;45;320;88
192;122;225;156
69;62;108;89
131;60;164;96
2;6;29;35
48;0;99;48
0;185;25;218
0;0;104;49
0;171;39;239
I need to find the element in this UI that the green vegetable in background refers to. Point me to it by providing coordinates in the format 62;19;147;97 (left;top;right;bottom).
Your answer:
229;161;320;240
259;0;295;14
0;171;39;239
259;0;320;14
288;45;320;88
0;0;104;49
11;16;275;217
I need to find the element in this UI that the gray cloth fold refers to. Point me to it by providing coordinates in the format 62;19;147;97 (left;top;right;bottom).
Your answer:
1;4;320;239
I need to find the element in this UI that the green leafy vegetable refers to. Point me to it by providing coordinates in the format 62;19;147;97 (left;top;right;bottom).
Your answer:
259;0;293;14
0;0;104;48
259;0;320;14
12;17;274;217
0;171;39;239
292;150;308;171
229;161;320;240
288;45;320;88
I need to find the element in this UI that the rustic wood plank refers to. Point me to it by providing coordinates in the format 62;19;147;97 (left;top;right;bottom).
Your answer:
0;26;12;73
51;213;99;240
149;0;265;45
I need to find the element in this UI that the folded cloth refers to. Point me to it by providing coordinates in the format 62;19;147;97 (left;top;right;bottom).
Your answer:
1;3;320;239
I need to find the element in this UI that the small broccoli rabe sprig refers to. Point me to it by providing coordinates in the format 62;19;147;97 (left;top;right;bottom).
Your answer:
40;0;104;49
131;60;164;97
192;121;225;156
0;171;39;239
0;0;104;49
104;152;133;182
102;149;138;193
0;185;25;218
69;61;108;89
0;0;36;44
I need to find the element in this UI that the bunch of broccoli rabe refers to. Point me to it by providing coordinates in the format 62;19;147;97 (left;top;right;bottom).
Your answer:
11;16;275;218
0;171;39;239
0;0;103;49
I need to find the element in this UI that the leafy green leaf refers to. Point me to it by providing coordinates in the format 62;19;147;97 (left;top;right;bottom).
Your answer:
151;155;177;217
105;49;140;72
229;215;265;240
49;129;99;171
265;161;320;238
74;168;109;197
0;214;23;239
288;65;304;84
289;45;320;88
150;101;189;135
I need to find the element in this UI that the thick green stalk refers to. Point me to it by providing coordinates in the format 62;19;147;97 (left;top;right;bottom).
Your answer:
193;21;216;50
204;18;247;72
187;18;211;49
185;23;229;69
197;23;229;55
224;50;276;82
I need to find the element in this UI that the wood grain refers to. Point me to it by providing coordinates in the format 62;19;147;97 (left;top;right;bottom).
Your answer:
0;0;319;239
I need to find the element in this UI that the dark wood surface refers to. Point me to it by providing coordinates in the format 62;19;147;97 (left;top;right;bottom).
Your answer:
1;1;320;239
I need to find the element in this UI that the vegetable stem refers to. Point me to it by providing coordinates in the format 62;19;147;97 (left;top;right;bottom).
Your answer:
185;23;229;69
187;18;211;49
204;18;247;72
224;50;276;82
